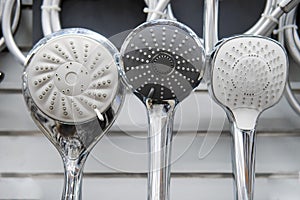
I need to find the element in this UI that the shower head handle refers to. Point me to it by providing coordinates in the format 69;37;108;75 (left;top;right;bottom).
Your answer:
145;98;176;200
231;125;256;200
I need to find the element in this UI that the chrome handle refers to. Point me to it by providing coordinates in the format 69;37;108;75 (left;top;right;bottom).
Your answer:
61;153;88;200
146;99;176;200
231;123;256;200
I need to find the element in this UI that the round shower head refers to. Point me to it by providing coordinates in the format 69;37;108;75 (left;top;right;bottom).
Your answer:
121;19;205;103
23;28;125;199
211;35;288;129
24;28;120;124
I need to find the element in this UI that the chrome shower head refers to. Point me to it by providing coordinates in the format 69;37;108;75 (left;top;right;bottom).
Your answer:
209;35;288;200
211;35;288;129
23;28;124;199
121;19;205;103
120;19;205;200
24;28;124;153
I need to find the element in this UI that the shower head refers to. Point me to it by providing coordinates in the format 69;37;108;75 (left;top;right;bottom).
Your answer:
25;30;119;123
23;28;124;199
120;19;204;200
208;35;288;200
210;35;288;129
23;28;124;154
121;19;205;103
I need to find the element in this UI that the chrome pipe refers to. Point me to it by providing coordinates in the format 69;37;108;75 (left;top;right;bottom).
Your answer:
277;6;300;115
252;0;300;36
146;100;176;200
203;0;219;54
231;123;256;200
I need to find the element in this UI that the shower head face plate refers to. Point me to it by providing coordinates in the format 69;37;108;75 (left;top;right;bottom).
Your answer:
121;19;205;102
25;30;119;123
211;36;288;128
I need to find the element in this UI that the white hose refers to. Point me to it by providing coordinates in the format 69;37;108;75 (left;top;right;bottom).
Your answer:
144;0;158;21
41;0;53;35
0;0;21;51
41;0;61;35
145;0;171;21
51;0;61;32
2;0;25;64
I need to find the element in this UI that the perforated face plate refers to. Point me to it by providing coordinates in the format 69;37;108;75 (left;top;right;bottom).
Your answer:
26;34;119;123
212;36;288;112
121;20;205;102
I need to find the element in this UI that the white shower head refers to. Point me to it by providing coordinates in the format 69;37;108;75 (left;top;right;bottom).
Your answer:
25;29;119;123
210;35;288;129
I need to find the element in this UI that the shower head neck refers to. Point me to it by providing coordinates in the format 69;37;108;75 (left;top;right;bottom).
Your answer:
210;35;288;130
121;19;205;106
